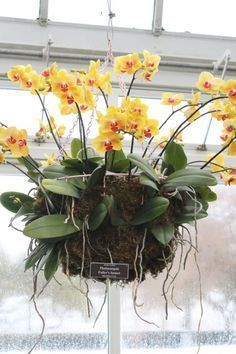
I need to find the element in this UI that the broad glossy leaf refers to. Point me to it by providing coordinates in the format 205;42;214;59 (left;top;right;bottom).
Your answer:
71;138;82;158
106;150;126;171
43;165;80;179
127;153;160;182
175;210;208;224
23;214;81;239
42;179;80;198
88;203;107;231
139;174;159;191
87;165;106;189
0;192;34;213
131;197;169;225
164;168;217;187
163;142;187;171
195;186;217;202
151;223;175;245
69;177;86;190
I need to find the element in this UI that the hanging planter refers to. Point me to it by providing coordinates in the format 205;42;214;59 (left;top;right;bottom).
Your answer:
0;50;236;351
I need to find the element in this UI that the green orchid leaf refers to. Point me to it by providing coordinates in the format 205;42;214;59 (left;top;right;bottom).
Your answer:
164;168;217;187
88;202;107;231
131;197;169;225
42;179;80;198
68;177;86;190
127;153;160;182
106;150;126;171
195;186;217;202
0;192;34;213
24;242;51;271
87;165;106;189
112;159;130;173
71;138;82;158
23;214;81;239
151;223;175;245
163;142;187;172
175;210;208;224
44;247;60;281
18;156;40;170
10;201;35;225
139;174;159;191
110;199;124;226
43;165;80;179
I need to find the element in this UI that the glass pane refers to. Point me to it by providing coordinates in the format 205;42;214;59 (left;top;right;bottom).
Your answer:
0;176;108;353
0;0;39;19
49;0;154;29
0;89;106;140
121;185;236;353
163;0;236;37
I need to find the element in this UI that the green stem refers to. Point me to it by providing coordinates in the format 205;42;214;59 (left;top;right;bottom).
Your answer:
153;97;224;168
128;135;135;179
127;71;138;97
110;150;116;170
75;102;88;161
201;134;236;169
35;90;64;153
7;161;39;185
23;156;46;178
98;87;109;108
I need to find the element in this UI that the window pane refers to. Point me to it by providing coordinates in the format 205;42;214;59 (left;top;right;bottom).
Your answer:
163;0;236;37
49;0;154;29
0;89;106;139
0;0;39;19
0;176;108;353
121;185;236;353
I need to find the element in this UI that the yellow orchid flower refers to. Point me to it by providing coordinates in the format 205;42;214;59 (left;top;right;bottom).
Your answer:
7;64;32;83
184;92;201;122
205;153;225;172
51;69;77;97
56;125;66;138
40;153;56;167
169;128;183;143
136;118;159;142
210;99;236;121
114;53;142;75
141;50;161;81
0;151;5;164
223;118;236;133
227;141;236;156
92;132;123;153
221;168;236;185
220;80;236;104
97;106;126;134
85;60;112;94
196;72;223;94
1;127;29;157
154;135;169;148
161;93;184;106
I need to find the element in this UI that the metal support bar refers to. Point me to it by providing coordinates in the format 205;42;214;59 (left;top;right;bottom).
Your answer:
38;0;49;26
152;0;164;35
108;281;121;354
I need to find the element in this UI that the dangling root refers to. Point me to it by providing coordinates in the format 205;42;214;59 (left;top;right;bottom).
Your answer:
27;276;45;354
132;230;159;328
93;281;108;328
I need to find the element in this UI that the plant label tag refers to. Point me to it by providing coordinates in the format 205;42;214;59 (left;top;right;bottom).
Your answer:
90;262;129;280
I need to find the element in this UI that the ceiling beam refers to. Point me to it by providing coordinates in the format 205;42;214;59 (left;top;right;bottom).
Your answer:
152;0;164;35
38;0;49;26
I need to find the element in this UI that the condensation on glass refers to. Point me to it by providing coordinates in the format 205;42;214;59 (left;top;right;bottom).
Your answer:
0;176;108;353
121;185;236;353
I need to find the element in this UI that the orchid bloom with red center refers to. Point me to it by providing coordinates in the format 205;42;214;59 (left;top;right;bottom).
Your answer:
220;80;236;105
97;106;126;134
196;72;223;95
114;53;142;75
221;168;236;185
210;99;236;121
92;132;123;153
141;50;161;81
184;92;201;123
161;93;184;106
0;126;29;158
7;64;32;83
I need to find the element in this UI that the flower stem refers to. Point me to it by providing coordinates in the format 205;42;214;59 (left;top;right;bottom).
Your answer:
7;161;39;185
98;87;109;108
127;71;137;97
128;135;135;179
35;90;65;154
75;103;88;161
200;134;236;169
